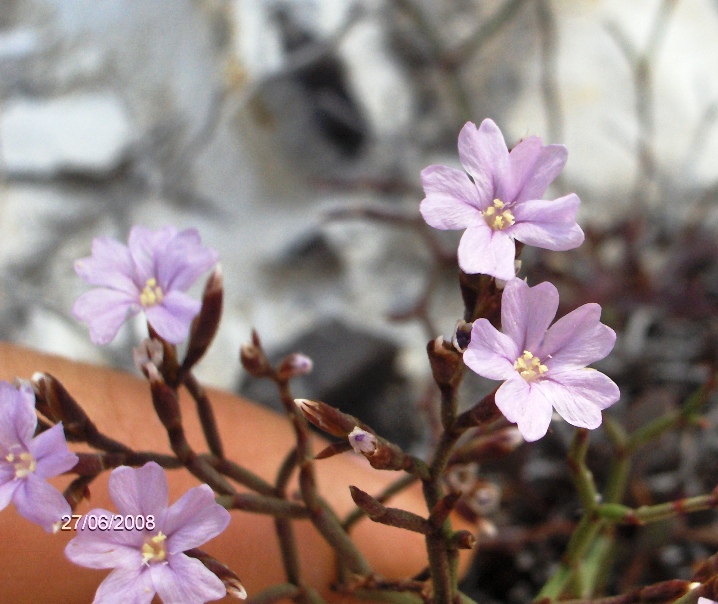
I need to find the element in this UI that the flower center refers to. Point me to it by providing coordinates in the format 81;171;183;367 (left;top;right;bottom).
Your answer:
514;350;548;382
5;446;36;479
482;199;515;231
139;278;164;307
141;531;168;564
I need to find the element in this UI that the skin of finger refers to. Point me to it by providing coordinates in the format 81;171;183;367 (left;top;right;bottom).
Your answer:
0;343;477;603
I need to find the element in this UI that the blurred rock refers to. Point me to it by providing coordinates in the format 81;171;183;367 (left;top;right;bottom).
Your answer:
1;92;132;177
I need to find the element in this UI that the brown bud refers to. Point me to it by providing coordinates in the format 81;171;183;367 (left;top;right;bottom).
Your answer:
294;399;368;437
63;475;94;513
31;372;93;439
276;353;313;381
184;548;246;599
427;336;463;388
452;320;473;353
240;330;272;378
181;266;223;375
133;339;164;376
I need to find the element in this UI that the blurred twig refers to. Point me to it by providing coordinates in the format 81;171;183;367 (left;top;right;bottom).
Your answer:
604;0;680;208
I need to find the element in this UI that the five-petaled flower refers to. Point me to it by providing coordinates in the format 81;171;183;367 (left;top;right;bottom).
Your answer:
463;278;620;441
65;461;231;604
420;119;584;280
0;380;78;531
73;225;219;345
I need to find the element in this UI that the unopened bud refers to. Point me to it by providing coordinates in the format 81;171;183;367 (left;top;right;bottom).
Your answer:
295;399;363;437
276;353;313;381
240;331;271;378
452;320;472;353
427;336;463;387
184;548;246;599
133;339;164;375
348;427;378;455
181;265;224;374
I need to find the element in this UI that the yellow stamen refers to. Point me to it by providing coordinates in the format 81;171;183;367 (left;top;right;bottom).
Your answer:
482;199;515;231
514;350;548;382
141;532;167;564
7;448;37;478
139;278;164;307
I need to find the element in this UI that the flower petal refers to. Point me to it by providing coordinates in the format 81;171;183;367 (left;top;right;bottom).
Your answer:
164;484;230;553
495;378;553;441
0;382;37;449
500;279;559;352
144;292;201;344
540;304;616;370
12;473;70;531
128;225;177;284
72;289;138;346
509;140;568;202
65;508;144;569
0;477;19;511
420;165;487;230
31;423;78;478
109;463;168;519
457;226;516;279
153;554;226;604
74;237;136;293
510;194;585;251
464;319;519;380
537;371;619;429
458;120;508;201
157;228;219;292
90;566;154;604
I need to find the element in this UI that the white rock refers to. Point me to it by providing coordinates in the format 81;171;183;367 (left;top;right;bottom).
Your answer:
0;93;133;177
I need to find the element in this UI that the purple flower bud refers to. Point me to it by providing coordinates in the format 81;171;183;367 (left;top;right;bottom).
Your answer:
348;427;378;456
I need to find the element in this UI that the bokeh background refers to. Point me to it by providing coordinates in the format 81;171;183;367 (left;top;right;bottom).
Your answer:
2;1;718;599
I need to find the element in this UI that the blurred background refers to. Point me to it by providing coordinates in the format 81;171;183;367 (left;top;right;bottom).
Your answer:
3;0;718;599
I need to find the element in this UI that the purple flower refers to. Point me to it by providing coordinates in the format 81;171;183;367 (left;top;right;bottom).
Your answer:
420;119;584;280
73;225;219;345
65;462;231;604
463;278;619;441
0;381;78;531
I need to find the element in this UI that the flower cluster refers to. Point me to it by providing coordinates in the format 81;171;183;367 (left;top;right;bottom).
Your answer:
421;119;619;440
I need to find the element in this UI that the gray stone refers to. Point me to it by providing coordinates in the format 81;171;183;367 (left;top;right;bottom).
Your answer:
1;92;133;177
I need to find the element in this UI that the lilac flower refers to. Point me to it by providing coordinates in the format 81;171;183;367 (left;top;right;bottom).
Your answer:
0;381;78;531
73;225;219;345
65;462;231;604
420;119;584;280
463;278;619;441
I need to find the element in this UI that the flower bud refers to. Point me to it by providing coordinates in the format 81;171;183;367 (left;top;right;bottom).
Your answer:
427;336;463;388
276;353;313;381
240;330;272;378
181;265;224;374
452;320;472;353
184;548;247;599
133;338;164;376
294;398;364;437
348;427;378;455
